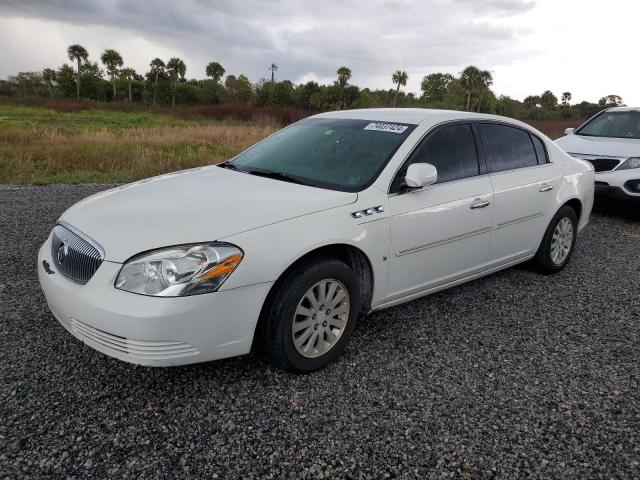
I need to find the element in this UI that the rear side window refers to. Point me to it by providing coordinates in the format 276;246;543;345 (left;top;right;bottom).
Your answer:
531;135;548;164
402;123;479;185
479;123;538;172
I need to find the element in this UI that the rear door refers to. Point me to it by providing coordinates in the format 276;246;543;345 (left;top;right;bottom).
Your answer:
477;122;562;265
387;122;493;302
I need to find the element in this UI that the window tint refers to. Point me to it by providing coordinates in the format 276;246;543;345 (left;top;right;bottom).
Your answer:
531;135;548;164
479;123;538;172
397;124;479;188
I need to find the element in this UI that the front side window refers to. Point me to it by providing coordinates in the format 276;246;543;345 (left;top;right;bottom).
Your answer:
576;111;640;139
479;123;538;172
226;118;416;192
392;123;479;191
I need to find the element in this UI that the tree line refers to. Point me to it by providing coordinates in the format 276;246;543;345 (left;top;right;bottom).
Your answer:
0;44;626;121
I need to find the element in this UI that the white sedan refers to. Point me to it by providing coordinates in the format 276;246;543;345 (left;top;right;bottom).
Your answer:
38;109;594;372
556;107;640;200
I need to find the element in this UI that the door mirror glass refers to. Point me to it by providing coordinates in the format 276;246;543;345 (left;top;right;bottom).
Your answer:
564;128;575;135
405;163;437;188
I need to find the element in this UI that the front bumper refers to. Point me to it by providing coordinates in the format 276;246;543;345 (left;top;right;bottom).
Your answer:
594;170;640;199
38;238;272;366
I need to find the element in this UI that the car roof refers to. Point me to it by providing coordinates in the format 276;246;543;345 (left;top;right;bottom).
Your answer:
314;108;532;129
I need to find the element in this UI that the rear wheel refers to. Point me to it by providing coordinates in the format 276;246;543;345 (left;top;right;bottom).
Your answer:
530;205;578;274
262;257;361;373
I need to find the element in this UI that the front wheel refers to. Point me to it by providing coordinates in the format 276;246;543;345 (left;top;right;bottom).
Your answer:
262;257;361;373
530;205;578;274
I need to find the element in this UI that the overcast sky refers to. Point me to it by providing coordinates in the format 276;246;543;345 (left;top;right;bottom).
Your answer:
1;0;638;105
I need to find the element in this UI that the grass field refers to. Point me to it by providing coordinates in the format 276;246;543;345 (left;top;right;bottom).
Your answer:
0;105;278;184
0;104;580;184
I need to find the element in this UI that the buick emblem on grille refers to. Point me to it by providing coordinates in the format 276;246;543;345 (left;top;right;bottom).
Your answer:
57;242;69;266
50;224;104;284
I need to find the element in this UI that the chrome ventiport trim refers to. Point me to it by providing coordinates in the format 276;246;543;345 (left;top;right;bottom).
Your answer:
351;205;384;218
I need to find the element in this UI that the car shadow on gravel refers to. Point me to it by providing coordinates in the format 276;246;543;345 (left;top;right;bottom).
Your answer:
592;197;640;222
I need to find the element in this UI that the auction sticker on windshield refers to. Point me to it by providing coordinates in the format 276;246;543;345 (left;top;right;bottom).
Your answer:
363;122;409;134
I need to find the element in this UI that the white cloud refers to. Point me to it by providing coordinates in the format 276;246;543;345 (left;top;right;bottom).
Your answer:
0;0;638;105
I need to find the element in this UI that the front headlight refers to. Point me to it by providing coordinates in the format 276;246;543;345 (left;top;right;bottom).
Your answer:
618;157;640;170
115;243;243;297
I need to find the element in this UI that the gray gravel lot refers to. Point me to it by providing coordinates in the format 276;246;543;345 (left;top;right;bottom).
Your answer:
1;185;639;479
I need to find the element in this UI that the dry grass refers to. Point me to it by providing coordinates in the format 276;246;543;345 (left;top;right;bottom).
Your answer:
0;103;585;185
0;106;278;184
522;119;582;140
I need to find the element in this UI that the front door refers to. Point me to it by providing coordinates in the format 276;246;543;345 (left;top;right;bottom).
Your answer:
387;123;494;302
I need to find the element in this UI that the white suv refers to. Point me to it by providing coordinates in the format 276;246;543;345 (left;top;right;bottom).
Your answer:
556;107;640;200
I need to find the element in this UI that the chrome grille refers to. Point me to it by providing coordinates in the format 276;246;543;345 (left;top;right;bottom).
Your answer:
51;224;103;284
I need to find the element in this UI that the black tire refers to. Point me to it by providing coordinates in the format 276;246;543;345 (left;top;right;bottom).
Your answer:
530;205;578;275
261;256;361;373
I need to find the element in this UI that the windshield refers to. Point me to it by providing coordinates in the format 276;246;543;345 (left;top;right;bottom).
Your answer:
225;118;416;191
576;111;640;139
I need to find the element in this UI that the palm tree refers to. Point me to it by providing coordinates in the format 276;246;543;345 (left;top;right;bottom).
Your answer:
149;58;165;105
475;70;493;112
392;70;408;108
269;63;278;83
336;66;352;88
206;61;225;83
460;66;481;111
561;91;572;106
67;44;89;100
100;49;123;101
336;66;352;109
119;68;136;103
524;95;541;109
42;68;57;97
166;57;186;108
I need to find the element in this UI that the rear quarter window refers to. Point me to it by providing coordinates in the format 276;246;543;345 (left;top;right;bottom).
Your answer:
531;135;548;164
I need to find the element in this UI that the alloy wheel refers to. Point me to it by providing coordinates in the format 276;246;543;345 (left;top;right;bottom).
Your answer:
291;279;350;358
550;217;574;265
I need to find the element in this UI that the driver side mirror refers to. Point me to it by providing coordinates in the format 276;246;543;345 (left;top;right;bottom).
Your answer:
405;163;438;189
564;128;575;135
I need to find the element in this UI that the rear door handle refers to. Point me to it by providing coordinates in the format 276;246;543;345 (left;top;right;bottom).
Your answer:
539;184;553;192
470;200;491;209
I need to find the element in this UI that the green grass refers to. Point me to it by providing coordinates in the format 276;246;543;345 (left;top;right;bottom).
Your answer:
0;105;188;129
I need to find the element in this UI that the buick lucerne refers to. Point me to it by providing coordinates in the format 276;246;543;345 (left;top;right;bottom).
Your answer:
38;109;595;372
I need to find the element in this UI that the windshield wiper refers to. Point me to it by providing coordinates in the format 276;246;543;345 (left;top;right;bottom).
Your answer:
217;161;240;171
242;168;311;186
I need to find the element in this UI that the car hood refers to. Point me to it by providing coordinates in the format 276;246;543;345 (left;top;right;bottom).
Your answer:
59;166;357;262
555;134;640;158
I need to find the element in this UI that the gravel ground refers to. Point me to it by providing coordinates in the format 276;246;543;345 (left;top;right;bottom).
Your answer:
1;185;639;479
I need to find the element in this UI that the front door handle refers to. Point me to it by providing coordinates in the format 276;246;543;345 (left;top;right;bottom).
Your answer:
539;184;553;192
470;200;491;209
